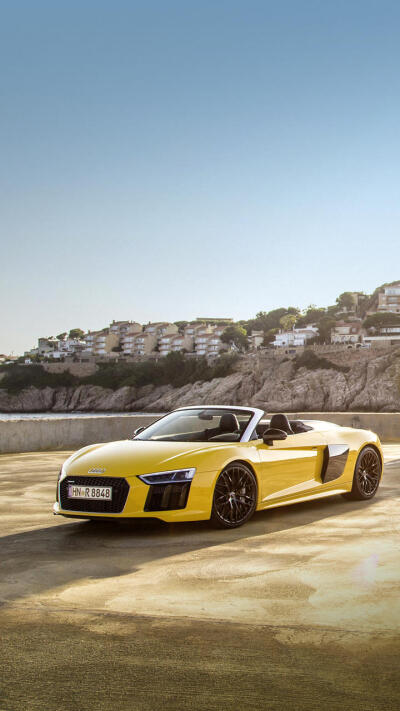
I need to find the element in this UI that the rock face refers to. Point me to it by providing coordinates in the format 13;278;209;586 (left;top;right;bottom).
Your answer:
1;349;400;413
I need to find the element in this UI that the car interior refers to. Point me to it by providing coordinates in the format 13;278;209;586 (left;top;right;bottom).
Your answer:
253;413;313;440
188;412;314;442
206;413;243;441
137;411;314;443
139;410;253;443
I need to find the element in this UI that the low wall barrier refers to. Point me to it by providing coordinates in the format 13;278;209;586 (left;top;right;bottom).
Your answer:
0;411;399;454
0;415;158;454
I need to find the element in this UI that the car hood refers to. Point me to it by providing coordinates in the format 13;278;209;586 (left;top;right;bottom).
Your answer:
64;439;234;477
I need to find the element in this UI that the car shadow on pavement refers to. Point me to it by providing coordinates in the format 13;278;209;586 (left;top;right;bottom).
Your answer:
0;481;396;609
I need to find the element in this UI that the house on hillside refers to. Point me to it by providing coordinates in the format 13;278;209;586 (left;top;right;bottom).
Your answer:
331;321;363;345
273;326;318;348
377;284;400;314
83;329;119;357
363;322;400;347
248;331;264;350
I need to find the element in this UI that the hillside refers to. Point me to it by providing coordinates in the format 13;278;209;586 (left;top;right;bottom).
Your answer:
1;347;400;413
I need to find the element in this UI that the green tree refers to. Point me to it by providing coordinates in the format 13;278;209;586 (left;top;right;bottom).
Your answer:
56;332;67;340
363;312;400;331
243;307;300;335
262;328;279;345
336;292;356;311
326;303;341;316
296;306;326;328
279;314;297;331
220;325;249;351
68;328;85;340
315;317;337;344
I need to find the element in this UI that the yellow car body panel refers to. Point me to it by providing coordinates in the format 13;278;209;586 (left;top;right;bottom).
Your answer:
53;409;383;525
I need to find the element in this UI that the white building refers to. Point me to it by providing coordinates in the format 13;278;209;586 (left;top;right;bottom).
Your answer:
377;284;400;314
82;330;119;357
248;330;264;350
363;325;400;347
49;338;87;359
194;325;228;356
331;321;363;345
109;320;140;337
273;326;318;348
195;326;214;355
37;337;60;356
120;324;143;355
129;332;157;357
159;333;194;356
144;322;178;338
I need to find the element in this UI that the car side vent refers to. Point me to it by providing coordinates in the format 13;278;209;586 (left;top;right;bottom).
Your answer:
144;482;191;512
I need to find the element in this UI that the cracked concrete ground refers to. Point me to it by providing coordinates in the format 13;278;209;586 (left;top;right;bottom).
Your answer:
1;447;400;710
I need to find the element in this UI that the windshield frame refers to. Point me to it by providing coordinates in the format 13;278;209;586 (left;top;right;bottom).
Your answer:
134;406;264;443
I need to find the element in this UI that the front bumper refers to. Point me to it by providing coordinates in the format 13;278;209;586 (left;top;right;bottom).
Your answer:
54;471;214;523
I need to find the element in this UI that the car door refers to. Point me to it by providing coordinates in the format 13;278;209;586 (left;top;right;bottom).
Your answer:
256;430;328;507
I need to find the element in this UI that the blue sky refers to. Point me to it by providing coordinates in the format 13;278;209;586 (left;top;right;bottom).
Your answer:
1;0;400;354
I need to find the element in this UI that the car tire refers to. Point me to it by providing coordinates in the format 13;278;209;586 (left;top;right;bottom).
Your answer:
342;446;382;501
210;462;258;529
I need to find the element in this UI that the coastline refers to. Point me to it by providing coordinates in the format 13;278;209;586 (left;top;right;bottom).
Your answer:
2;348;400;415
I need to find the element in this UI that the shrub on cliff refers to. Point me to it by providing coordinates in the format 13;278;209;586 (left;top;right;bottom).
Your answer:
0;354;239;393
81;352;238;390
294;350;350;373
0;364;78;393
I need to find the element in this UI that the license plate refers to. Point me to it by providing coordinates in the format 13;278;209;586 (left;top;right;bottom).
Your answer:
68;484;112;500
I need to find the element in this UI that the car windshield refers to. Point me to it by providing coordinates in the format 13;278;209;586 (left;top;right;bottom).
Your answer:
135;408;254;442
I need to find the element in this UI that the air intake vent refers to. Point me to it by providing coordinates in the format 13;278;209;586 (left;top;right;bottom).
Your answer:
144;482;191;512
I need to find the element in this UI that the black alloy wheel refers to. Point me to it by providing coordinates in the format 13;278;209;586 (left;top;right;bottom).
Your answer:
344;446;382;501
211;463;258;528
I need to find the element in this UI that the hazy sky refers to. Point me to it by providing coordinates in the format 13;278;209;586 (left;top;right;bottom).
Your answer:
1;0;400;354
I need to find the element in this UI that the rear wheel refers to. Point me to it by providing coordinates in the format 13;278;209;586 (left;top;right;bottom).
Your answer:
211;462;258;529
343;446;381;501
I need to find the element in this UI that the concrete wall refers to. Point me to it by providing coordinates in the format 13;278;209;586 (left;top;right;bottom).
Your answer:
1;411;400;454
0;415;158;454
42;362;98;376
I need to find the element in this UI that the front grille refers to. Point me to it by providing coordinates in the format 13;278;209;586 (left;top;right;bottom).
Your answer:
145;482;191;512
59;476;129;514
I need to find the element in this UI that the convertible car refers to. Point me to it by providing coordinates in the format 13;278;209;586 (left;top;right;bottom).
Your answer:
54;406;383;528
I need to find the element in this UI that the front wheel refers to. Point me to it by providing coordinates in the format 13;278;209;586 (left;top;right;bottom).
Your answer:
343;446;382;501
211;462;258;529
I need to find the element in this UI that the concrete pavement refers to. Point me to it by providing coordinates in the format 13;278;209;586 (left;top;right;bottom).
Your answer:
1;446;400;710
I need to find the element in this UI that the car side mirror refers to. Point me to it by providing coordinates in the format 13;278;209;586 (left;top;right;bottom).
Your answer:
132;426;145;438
262;427;288;445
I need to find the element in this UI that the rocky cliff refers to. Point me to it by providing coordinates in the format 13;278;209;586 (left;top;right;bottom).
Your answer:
1;348;400;413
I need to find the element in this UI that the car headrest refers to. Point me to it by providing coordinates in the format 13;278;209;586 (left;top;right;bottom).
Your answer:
219;413;240;433
269;413;293;434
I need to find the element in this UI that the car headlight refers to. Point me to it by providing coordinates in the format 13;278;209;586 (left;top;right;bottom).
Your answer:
58;461;68;482
56;462;68;503
138;468;196;485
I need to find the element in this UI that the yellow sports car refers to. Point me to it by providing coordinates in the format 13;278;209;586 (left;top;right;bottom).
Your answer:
53;406;383;529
